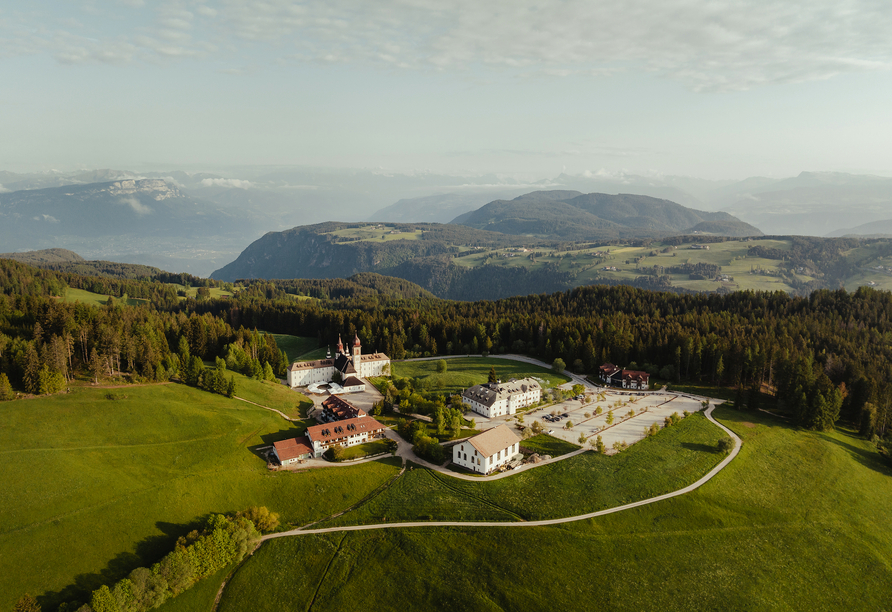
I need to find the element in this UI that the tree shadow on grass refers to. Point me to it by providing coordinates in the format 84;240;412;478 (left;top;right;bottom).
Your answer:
818;430;892;477
680;442;721;453
38;518;210;610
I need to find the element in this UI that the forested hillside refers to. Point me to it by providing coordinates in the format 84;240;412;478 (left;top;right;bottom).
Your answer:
452;191;762;239
4;258;890;446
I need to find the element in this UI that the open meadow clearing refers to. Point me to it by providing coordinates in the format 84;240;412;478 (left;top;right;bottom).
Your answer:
0;382;401;610
267;332;322;362
392;357;571;395
212;407;892;611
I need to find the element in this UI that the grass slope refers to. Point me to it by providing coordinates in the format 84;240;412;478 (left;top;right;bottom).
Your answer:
0;383;400;610
216;407;892;611
519;433;581;456
267;333;320;361
319;413;723;527
392;357;570;395
229;369;313;420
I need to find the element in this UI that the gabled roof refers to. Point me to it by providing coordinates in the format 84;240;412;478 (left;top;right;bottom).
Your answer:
343;375;365;387
306;416;386;444
273;436;313;460
289;358;334;371
467;424;521;458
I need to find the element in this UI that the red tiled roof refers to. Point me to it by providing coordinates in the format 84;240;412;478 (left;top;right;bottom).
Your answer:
274;436;312;461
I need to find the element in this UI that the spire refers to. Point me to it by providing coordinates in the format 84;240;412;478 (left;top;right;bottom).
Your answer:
353;333;361;347
337;335;344;354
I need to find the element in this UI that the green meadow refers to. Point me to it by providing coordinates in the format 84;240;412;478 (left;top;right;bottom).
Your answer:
226;368;314;420
0;382;400;610
518;432;581;457
392;357;571;395
266;332;322;362
215;407;892;611
319;412;724;527
62;287;148;306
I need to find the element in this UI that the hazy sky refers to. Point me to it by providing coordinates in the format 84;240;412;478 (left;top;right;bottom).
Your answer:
2;0;891;179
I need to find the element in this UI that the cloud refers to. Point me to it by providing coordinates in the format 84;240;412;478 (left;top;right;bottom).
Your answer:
33;214;60;223
4;0;892;90
200;177;254;188
0;184;9;193
119;196;153;215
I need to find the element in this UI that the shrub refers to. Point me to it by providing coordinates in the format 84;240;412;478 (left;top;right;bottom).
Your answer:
717;436;734;453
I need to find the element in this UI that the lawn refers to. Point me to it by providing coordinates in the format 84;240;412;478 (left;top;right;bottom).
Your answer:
215;407;892;611
0;384;401;611
266;333;321;361
319;412;724;527
392;357;570;395
338;440;392;461
519;433;581;457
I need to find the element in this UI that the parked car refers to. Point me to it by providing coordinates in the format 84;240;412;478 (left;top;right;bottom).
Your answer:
547;430;555;434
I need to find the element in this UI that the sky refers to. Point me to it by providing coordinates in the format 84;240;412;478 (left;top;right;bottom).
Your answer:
1;0;892;179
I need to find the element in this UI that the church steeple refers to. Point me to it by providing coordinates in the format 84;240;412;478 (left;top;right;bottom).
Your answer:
337;334;344;355
352;333;361;361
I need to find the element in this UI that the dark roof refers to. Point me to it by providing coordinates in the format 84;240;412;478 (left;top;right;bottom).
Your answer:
307;416;386;444
343;376;365;387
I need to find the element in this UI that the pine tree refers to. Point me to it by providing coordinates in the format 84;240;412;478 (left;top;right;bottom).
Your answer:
488;366;497;383
226;376;236;398
0;373;14;400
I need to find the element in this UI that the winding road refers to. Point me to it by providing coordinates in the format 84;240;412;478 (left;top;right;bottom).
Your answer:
261;404;741;541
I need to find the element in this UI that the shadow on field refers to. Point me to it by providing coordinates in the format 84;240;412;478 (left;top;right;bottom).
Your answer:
820;431;892;477
680;442;721;453
39;517;208;610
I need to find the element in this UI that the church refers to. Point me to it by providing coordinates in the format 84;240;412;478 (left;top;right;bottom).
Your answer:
286;333;390;388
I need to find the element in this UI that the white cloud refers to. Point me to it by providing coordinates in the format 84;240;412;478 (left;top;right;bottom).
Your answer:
33;214;60;223
119;196;153;215
200;177;254;188
0;184;9;193
4;0;892;91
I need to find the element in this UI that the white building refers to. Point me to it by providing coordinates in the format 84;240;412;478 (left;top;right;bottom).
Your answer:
461;378;541;418
286;333;390;388
305;415;387;458
453;424;522;474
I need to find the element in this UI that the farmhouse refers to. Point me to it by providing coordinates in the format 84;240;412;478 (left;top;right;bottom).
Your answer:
271;436;313;466
462;378;541;418
453;424;522;474
598;363;650;390
286;333;390;388
305;415;387;458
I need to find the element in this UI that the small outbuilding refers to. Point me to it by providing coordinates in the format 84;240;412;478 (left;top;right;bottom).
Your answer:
453;424;522;474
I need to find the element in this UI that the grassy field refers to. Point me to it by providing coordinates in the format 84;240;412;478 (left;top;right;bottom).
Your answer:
214;407;892;611
230;370;313;420
326;225;424;243
392;357;571;394
62;287;148;306
452;238;818;294
266;333;322;362
519;433;581;457
338;440;392;461
0;384;401;611
318;412;724;527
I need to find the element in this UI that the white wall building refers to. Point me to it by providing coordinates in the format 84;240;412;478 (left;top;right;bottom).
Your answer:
305;415;387;458
453;424;522;474
461;378;541;418
286;333;389;388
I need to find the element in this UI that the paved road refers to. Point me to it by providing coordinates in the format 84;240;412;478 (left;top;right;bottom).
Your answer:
262;404;740;540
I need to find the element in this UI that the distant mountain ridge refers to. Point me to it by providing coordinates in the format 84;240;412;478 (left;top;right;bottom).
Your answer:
452;191;762;239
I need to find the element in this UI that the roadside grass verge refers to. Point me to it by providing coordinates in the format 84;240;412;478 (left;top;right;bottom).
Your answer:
392;357;570;395
519;433;581;457
215;406;892;611
0;384;400;611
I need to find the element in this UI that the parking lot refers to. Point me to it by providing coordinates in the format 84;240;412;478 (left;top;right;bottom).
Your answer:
523;390;708;451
